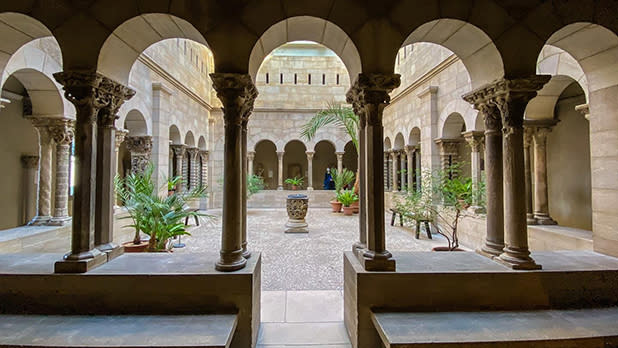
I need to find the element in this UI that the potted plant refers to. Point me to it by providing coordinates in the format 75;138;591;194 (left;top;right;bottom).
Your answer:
330;168;355;212
247;174;265;198
284;176;304;190
337;190;358;216
115;163;212;252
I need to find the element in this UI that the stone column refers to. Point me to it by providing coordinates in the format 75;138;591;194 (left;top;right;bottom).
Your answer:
305;151;314;190
347;92;367;253
405;146;414;191
53;71;109;272
21;155;39;224
414;146;421;191
346;73;400;271
384;151;391;190
247;151;255;177
277;151;284;190
241;119;250;259
114;128;128;208
463;90;504;258
435;138;460;176
494;76;549;270
211;73;257;272
199;150;209;188
186;147;199;190
48;119;75;225
523;127;536;224
170;144;186;191
399;151;406;191
29;118;53;225
95;78;135;256
336;151;344;174
125;136;153;174
390;151;398;191
463;131;484;207
533;126;557;225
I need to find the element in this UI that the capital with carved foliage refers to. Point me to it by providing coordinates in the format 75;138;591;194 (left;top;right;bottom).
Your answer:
48;119;75;145
125;136;152;154
97;77;136;128
210;74;258;126
346;73;401;126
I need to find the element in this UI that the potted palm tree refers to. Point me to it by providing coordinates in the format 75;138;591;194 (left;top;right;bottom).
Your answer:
330;168;355;212
284;176;304;190
337;190;358;216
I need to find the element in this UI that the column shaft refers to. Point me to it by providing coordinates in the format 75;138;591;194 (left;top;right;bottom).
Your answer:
241;120;250;258
306;151;314;190
29;120;53;225
414;148;421;191
211;73;257;272
49;119;75;225
406;146;414;192
524;128;536;224
533;127;557;225
391;151;398;191
336;152;344;174
277;151;284;190
21;155;39;224
399;152;406;191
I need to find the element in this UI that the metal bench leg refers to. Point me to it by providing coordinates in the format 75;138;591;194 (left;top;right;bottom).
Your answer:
399;213;404;227
194;215;199;226
425;221;432;239
185;215;190;226
390;212;396;226
415;221;420;239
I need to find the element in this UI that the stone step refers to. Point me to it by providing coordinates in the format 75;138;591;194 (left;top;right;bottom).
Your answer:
0;314;237;348
371;307;618;347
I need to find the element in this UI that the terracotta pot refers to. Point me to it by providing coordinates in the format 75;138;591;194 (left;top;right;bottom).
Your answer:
342;206;354;216
330;200;342;213
292;185;298;190
350;201;359;214
122;240;149;253
432;246;465;252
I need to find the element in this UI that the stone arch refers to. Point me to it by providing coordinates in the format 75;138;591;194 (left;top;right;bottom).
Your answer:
184;131;195;147
248;16;361;82
343;141;358;174
441;113;466;139
474;113;485;132
393;133;405;151
408;127;421;146
97;14;209;85
254;139;279;152
384;137;392;151
2;68;66;118
525;75;580;120
254;139;278;189
198;136;207;151
123;109;149;136
537;45;589;102
0;13;54;81
283;140;307;189
313;140;337;190
437;99;476;138
169;125;182;145
400;19;504;89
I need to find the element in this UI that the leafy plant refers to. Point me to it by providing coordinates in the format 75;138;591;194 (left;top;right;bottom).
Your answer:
284;176;304;187
115;163;213;251
300;102;358;152
336;190;359;207
331;168;355;195
247;174;265;197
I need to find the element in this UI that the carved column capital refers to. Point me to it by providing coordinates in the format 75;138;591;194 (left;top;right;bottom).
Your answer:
277;151;285;159
335;151;345;159
210;73;258;126
434;138;461;155
48;119;75;145
199;150;210;161
346;73;401;126
523;127;534;148
463;131;485;153
186;147;199;159
170;144;186;158
53;71;105;123
97;77;136;128
532;127;552;147
247;151;255;161
114;128;129;149
305;151;314;160
125;136;153;154
21;155;39;169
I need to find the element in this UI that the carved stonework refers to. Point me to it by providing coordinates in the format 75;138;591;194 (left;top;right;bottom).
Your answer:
186;147;199;160
97;77;136;128
125;136;152;173
114;128;129;150
285;194;309;233
21;155;39;169
210;74;258;126
53;71;105;122
523;127;534;148
463;131;484;153
435;138;461;155
532;127;552;150
170;144;186;158
49;119;75;145
346;73;401;126
199;150;209;162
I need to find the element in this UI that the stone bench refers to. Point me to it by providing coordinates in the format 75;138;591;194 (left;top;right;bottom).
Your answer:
371;308;618;347
0;314;238;348
389;209;432;239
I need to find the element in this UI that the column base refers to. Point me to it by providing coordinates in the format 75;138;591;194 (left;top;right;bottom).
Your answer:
478;240;504;258
28;216;51;226
97;243;124;262
497;247;542;270
534;214;557;225
352;242;366;254
527;214;538;225
361;250;396;271
242;242;251;259
215;249;247;272
307;187;314;191
285;219;308;233
47;216;72;226
55;251;107;273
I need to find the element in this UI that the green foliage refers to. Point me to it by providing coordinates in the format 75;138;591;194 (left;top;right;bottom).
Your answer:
331;168;355;194
247;174;265;197
300;102;359;152
284;176;304;187
336;189;358;207
115;163;213;251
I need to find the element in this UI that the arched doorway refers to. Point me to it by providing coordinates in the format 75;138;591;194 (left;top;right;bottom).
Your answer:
313;140;337;190
282;140;307;190
254;140;278;190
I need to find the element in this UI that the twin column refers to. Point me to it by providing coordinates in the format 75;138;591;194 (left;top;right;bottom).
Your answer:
463;76;550;270
210;73;258;272
346;73;400;271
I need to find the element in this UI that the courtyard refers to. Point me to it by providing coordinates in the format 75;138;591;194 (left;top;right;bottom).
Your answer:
177;208;446;291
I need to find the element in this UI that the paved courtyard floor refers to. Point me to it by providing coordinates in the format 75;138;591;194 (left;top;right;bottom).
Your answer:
177;208;446;290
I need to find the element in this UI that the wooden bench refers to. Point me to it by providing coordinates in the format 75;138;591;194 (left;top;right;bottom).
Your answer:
0;314;238;348
371;309;618;347
184;207;200;226
389;208;432;239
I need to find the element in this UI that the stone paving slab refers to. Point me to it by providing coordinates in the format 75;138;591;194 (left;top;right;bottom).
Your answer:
258;322;350;346
0;314;237;347
178;208;445;290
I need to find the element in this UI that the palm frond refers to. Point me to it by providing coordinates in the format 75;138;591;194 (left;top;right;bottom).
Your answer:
300;102;359;151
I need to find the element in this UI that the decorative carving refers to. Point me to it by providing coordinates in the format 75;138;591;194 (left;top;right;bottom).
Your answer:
125;136;152;173
199;150;210;161
285;194;309;233
435;138;461;155
523;127;534;148
48;119;75;145
170;144;186;158
210;73;258;126
463;131;484;153
346;73;401;127
186;147;199;159
97;77;136;128
21;155;39;169
532;127;552;150
114;128;129;150
305;151;314;160
53;71;105;123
